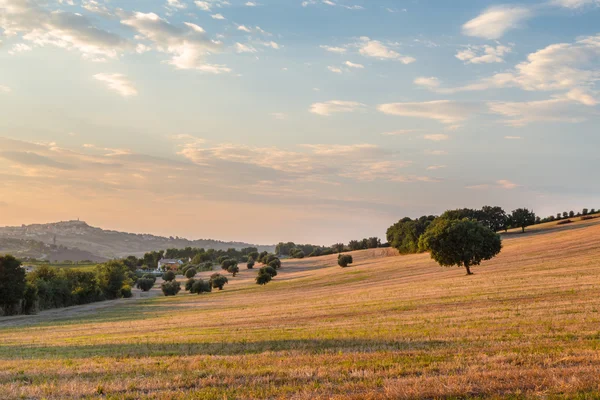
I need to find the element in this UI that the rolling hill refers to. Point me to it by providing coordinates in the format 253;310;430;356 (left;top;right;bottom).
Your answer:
0;220;275;260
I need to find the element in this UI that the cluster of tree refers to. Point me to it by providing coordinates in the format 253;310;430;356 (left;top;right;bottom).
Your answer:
0;256;135;316
128;247;261;270
275;242;334;259
537;208;599;224
256;266;277;285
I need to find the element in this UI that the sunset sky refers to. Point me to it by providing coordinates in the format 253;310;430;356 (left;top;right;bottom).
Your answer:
0;0;599;245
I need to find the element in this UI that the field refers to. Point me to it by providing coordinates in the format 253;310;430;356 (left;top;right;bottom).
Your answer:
1;220;600;399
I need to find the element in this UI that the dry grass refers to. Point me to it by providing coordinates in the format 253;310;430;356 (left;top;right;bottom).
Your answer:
2;221;600;399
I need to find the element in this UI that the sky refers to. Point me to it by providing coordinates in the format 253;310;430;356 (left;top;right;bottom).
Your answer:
0;0;599;245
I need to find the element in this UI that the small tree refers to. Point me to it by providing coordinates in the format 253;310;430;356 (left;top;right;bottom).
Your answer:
582;208;589;216
191;279;212;294
569;210;575;218
419;219;502;275
0;255;26;315
210;274;228;290
136;278;155;292
268;258;281;269
161;281;181;296
256;272;272;285
185;278;196;291
260;266;277;278
511;208;536;233
227;264;240;277
247;258;255;269
338;254;353;268
185;268;197;279
162;270;176;282
121;285;133;298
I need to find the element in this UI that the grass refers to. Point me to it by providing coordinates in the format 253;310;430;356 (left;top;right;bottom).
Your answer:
2;221;600;399
24;262;99;272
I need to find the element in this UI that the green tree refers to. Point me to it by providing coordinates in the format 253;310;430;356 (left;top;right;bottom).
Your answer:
259;266;277;278
247;258;255;269
162;270;176;282
227;264;240;277
338;254;353;268
479;206;508;232
419;219;502;275
210;273;228;290
0;255;26;315
95;261;131;300
161;281;181;296
511;208;537;233
256;271;272;285
185;268;197;279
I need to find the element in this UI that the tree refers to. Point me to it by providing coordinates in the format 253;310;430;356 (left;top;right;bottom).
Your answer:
185;268;197;279
338;254;353;268
583;208;589;216
210;274;228;290
185;278;196;291
0;255;26;315
259;266;277;278
95;261;131;300
511;208;536;233
161;281;181;296
479;206;508;232
557;213;562;220
386;216;436;254
331;243;345;253
162;270;176;282
227;264;240;277
419;219;502;275
191;279;211;294
563;212;569;218
247;258;255;269
367;237;381;249
136;278;155;292
569;210;575;218
256;272;272;285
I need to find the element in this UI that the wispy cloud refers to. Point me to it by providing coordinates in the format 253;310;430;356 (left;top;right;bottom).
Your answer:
93;74;138;97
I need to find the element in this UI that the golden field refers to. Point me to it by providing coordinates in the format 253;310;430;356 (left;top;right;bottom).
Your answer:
1;218;600;399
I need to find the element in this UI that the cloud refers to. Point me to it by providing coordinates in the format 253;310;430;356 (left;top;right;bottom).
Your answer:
423;134;449;141
497;179;519;189
345;61;364;69
552;0;600;8
93;74;138;97
504;136;522;139
237;25;252;32
234;42;257;53
380;129;420;136
426;165;446;170
320;45;347;54
378;100;478;124
0;151;76;170
327;66;343;73
211;13;225;19
0;85;10;93
0;0;128;62
456;44;512;64
462;5;532;39
245;1;257;6
167;0;187;9
354;37;415;63
414;77;440;89
488;98;589;126
309;100;366;116
195;0;230;11
121;12;230;73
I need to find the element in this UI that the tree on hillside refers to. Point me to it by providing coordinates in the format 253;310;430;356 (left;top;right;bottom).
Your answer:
259;266;278;278
338;254;353;268
162;270;176;282
387;216;436;254
331;243;345;253
247;258;255;269
95;261;131;300
419;219;502;275
479;206;508;232
185;268;197;279
0;255;26;315
256;271;272;285
511;208;536;233
227;264;240;277
583;208;589;216
210;273;228;290
569;210;575;218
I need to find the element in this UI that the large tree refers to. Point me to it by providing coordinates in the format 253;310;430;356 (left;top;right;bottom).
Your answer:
0;255;26;314
419;219;502;275
511;208;536;233
479;206;508;232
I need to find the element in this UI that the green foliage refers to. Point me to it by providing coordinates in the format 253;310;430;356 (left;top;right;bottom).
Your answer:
210;273;228;290
511;208;536;233
162;270;176;282
161;281;181;296
247;258;255;269
191;279;212;294
268;258;281;269
387;216;436;254
221;259;237;271
419;218;502;275
0;255;26;315
260;266;277;278
185;268;197;279
136;278;155;292
185;278;196;291
227;264;240;277
121;285;133;298
256;272;272;285
338;254;353;268
95;261;131;300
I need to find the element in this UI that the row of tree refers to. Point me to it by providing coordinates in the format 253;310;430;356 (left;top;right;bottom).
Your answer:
0;256;135;316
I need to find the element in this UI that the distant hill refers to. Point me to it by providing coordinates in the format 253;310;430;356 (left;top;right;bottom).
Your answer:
0;220;275;261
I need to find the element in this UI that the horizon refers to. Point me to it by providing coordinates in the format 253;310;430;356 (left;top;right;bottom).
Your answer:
1;0;599;244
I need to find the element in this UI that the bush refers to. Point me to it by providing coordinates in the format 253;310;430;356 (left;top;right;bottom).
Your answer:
121;285;133;298
256;272;272;285
338;254;353;268
199;262;213;272
136;278;155;292
247;258;255;269
95;261;131;300
227;265;240;277
142;274;157;283
221;259;237;271
162;270;176;282
185;268;197;279
268;258;281;269
260;266;277;278
185;278;196;291
0;255;26;315
557;219;573;225
210;274;228;290
161;281;181;296
191;279;212;294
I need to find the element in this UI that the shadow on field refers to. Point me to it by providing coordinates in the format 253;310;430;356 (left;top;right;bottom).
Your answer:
0;338;449;359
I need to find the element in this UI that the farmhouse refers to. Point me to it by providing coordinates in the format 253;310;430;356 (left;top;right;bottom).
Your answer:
158;258;183;270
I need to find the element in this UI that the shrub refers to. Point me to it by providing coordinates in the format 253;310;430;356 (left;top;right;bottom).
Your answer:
260;266;277;278
95;261;131;300
227;265;240;277
162;270;176;282
136;278;155;292
0;255;26;315
268;258;282;269
221;259;236;271
142;274;157;283
338;254;353;268
210;274;228;290
191;279;212;294
185;278;196;291
256;272;272;285
247;258;255;269
557;219;574;225
185;268;197;279
161;281;181;296
121;285;133;298
199;262;213;272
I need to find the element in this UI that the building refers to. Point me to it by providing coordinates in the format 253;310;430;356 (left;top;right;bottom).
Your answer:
157;258;183;271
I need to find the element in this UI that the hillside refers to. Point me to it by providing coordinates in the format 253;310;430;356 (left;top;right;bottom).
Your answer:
0;220;275;260
0;237;107;263
2;219;600;398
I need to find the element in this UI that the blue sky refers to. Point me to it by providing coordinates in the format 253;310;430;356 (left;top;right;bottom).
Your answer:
0;0;599;244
